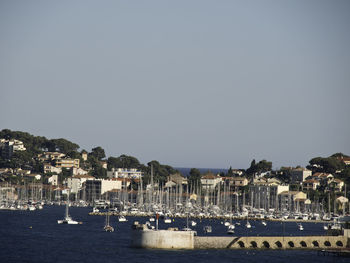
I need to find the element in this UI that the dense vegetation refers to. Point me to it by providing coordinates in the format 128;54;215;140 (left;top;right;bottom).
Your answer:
0;129;179;184
1;129;349;186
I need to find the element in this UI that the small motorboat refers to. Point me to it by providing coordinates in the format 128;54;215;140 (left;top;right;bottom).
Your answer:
118;215;128;222
164;217;172;224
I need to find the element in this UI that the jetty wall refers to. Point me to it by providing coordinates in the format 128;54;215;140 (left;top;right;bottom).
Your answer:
131;229;195;249
194;235;348;249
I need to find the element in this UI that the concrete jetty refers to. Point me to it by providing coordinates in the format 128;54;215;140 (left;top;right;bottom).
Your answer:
194;235;348;249
131;224;350;250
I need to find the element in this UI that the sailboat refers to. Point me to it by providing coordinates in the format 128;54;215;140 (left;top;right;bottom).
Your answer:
57;196;80;225
297;223;304;231
227;218;235;235
227;225;235;235
104;209;114;232
246;214;251;228
182;213;193;231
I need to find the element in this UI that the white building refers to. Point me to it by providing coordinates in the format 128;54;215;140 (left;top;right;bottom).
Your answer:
43;163;62;174
201;173;222;191
0;139;26;159
84;178;124;201
37;152;65;162
290;168;312;184
48;174;59;186
72;167;88;176
249;178;289;210
66;174;95;194
100;179;123;194
107;168;143;179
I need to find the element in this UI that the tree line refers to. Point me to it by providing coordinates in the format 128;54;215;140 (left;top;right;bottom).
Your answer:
1;129;349;186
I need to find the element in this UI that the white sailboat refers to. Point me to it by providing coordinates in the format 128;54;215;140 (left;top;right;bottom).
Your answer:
104;209;114;232
227;224;235;235
58;190;80;225
298;223;304;231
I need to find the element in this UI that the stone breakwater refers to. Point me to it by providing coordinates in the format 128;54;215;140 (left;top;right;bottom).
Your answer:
194;235;348;249
131;224;350;250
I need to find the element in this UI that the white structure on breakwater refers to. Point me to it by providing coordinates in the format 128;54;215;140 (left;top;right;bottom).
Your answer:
131;223;195;249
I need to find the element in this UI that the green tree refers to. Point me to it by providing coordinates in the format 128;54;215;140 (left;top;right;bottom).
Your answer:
188;168;201;190
246;159;272;177
66;150;81;160
9;151;32;168
227;166;233;177
90;146;106;161
47;138;79;153
308;156;345;174
142;160;177;185
88;155;106;178
107;154;141;169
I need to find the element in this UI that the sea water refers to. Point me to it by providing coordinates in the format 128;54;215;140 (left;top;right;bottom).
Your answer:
0;206;347;263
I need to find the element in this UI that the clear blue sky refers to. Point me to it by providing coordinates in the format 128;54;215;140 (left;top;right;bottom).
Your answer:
1;0;349;169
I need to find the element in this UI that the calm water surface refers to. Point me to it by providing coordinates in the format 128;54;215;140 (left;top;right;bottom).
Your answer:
0;206;346;262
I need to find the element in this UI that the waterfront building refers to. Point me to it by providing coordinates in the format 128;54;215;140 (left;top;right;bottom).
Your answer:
302;179;320;191
48;174;59;186
66;174;95;194
37;152;65;162
43;163;62;174
279;191;307;212
290;167;312;184
200;173;222;191
82;178;123;202
107;168;143;179
55;158;80;169
166;173;188;186
230;177;248;187
0;139;26;159
249;178;289;211
71;167;88;176
330;178;344;192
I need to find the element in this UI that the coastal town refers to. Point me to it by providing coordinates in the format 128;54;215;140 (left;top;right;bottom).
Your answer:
0;129;349;224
